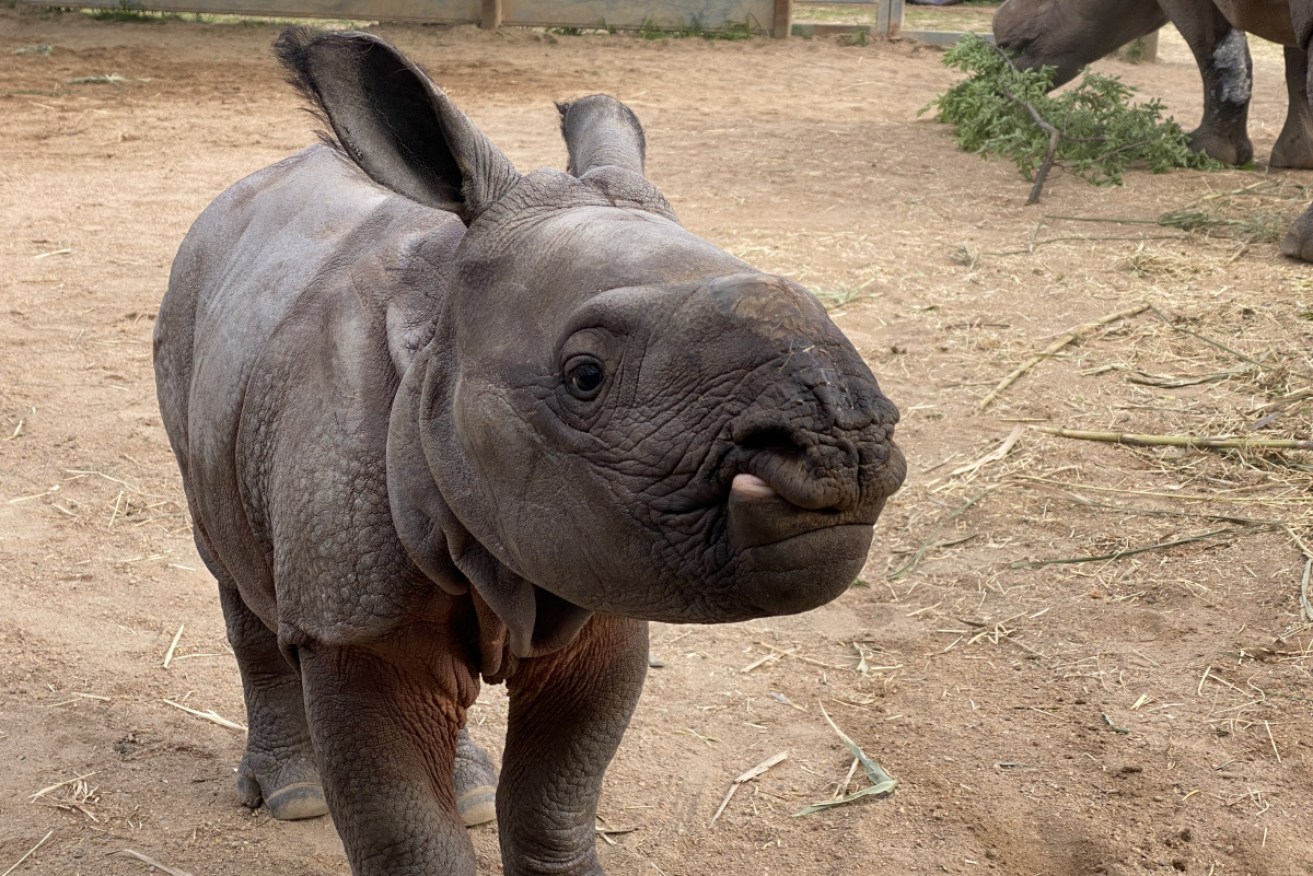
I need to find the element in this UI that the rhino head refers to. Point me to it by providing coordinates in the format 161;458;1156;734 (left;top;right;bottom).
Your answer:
277;30;905;657
993;0;1169;87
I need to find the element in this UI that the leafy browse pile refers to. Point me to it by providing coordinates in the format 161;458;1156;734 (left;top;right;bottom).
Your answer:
929;35;1218;200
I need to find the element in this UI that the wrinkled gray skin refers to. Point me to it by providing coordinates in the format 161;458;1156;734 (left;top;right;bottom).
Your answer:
994;0;1313;260
153;27;905;876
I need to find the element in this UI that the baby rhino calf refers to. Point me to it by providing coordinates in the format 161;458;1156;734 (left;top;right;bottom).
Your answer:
154;27;905;876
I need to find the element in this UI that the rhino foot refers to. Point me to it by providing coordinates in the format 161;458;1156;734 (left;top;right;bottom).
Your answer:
236;751;328;821
455;729;498;827
1187;126;1253;167
1281;207;1313;262
1270;136;1313;170
262;781;330;821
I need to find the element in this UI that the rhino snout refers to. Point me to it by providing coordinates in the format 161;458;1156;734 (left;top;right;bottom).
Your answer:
720;397;904;615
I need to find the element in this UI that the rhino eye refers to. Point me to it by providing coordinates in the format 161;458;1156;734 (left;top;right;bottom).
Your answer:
566;358;606;399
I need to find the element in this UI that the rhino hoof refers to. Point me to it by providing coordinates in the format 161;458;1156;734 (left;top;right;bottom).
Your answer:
1281;209;1313;262
454;729;498;827
1270;138;1313;170
265;781;330;820
457;783;497;827
1187;127;1252;167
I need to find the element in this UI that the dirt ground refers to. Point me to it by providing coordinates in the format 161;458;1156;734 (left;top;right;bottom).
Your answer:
2;5;1312;875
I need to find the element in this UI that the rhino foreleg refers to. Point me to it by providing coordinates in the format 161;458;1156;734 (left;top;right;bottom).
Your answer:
218;581;328;821
1161;0;1255;166
499;615;649;876
298;625;482;876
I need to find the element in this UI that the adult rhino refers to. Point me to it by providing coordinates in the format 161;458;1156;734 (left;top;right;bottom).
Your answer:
993;0;1313;259
154;27;905;876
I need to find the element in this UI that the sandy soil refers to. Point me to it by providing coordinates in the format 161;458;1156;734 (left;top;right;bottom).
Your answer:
2;6;1311;875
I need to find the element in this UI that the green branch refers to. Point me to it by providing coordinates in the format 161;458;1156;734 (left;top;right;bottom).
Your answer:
926;35;1220;201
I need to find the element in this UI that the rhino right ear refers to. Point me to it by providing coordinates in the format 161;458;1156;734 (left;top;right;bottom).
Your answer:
275;28;521;224
556;94;647;177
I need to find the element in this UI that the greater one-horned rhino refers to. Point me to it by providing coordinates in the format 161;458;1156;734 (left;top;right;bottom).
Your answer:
993;0;1313;260
153;28;905;876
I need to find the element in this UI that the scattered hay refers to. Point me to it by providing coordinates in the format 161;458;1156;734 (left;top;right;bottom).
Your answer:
1034;426;1313;452
67;73;127;85
31;772;101;822
1116;243;1205;278
890;252;1313;635
162;625;184;669
709;751;788;826
162;699;246;732
977;305;1149;411
793;707;896;816
114;850;194;876
1;830;53;876
985;180;1312;257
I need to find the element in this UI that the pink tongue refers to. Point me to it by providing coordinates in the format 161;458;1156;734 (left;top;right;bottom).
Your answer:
731;473;777;501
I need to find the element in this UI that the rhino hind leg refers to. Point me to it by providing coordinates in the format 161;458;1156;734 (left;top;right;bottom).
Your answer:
1280;36;1313;260
1272;47;1313;169
1159;1;1252;166
214;580;328;821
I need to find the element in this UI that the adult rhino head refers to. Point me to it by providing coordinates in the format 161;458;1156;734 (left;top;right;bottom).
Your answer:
155;27;904;876
992;0;1171;88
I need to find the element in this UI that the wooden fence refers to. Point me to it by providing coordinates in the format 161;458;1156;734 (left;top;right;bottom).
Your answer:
24;0;792;36
18;0;1158;55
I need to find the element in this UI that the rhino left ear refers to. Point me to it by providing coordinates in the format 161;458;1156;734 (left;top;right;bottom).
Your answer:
557;94;647;177
275;27;521;224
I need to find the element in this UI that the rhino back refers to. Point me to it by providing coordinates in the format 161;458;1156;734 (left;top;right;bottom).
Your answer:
155;144;465;642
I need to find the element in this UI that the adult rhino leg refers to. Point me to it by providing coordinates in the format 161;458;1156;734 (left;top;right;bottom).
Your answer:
1161;0;1254;165
297;624;479;876
498;614;649;876
1281;26;1313;259
1272;47;1313;168
215;573;327;820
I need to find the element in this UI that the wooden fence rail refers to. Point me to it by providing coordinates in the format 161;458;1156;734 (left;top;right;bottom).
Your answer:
17;0;1159;56
22;0;787;35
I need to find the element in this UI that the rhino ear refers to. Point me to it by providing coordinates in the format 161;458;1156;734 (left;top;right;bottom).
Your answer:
556;94;647;177
275;27;521;224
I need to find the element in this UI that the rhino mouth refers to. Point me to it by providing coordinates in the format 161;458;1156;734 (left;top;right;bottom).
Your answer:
724;473;876;615
728;473;857;550
655;443;891;552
